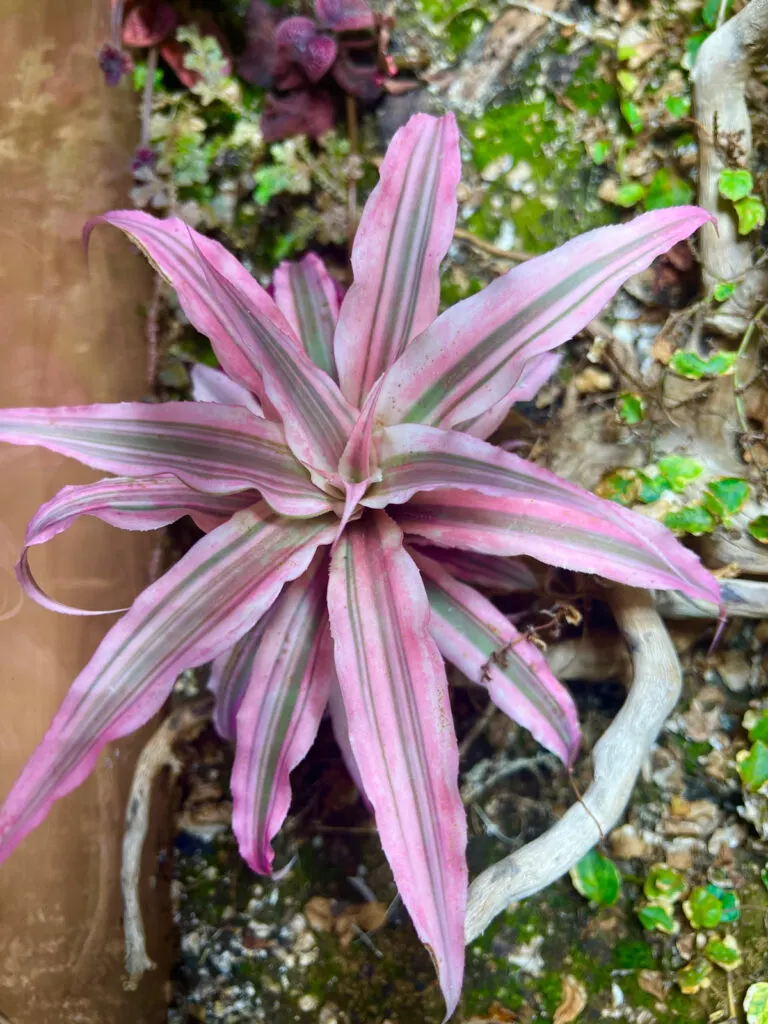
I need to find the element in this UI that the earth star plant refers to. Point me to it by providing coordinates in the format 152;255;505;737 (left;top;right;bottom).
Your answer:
0;112;719;1018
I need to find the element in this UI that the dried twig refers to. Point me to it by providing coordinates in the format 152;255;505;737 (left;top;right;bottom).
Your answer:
465;587;680;942
453;227;531;263
692;0;768;336
122;698;212;988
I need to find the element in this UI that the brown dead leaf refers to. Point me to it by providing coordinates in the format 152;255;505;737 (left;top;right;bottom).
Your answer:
573;367;614;394
610;823;654;860
306;898;389;949
553;976;587;1024
304;896;334;933
651;334;675;365
637;970;666;1002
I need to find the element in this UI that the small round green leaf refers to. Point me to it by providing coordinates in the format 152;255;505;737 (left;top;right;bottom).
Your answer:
713;281;736;302
638;902;678;934
718;168;753;202
613;182;647;208
706;885;740;923
669;349;737;379
645;864;686;903
704;936;741;971
644;168;694;210
596;469;639;506
591;140;611;165
637;472;667;504
570;849;622;906
677;959;713;994
683;886;723;929
744;983;768;1024
746;709;768;743
617;392;646;424
664;505;716;536
657;456;703;492
748;515;768;544
735;196;767;235
665;96;690;120
704;478;749;520
621;99;644;135
738;741;768;792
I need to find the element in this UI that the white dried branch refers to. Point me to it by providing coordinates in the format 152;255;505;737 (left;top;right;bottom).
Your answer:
465;587;680;942
692;0;768;336
122;699;211;988
654;578;768;619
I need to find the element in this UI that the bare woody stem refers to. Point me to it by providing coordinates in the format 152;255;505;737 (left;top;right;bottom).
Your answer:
465;587;681;943
692;0;768;335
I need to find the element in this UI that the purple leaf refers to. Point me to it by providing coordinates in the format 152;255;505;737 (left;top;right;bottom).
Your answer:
327;511;466;1020
375;208;713;429
232;554;332;874
331;51;383;101
0;504;336;864
315;0;376;32
413;550;580;764
276;17;337;83
261;90;335;143
334;113;460;407
0;401;330;517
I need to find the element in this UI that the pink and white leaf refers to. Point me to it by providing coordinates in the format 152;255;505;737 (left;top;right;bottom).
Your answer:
87;211;298;403
208;618;270;741
0;504;337;863
327;512;466;1021
191;363;263;416
367;423;719;605
458;352;562;439
334;113;461;407
0;402;329;517
188;237;356;478
375;207;712;429
18;473;257;615
413;550;580;764
407;544;539;593
327;678;370;810
273;254;340;380
232;555;332;874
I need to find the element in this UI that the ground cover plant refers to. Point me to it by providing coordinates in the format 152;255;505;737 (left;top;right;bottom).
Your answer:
0;107;723;1017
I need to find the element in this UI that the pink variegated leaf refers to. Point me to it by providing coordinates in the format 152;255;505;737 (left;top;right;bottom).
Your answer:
327;679;370;809
334;113;461;407
407;544;539;593
87;211;297;403
17;474;257;615
413;551;580;764
458;352;562;439
367;424;719;605
208;618;270;741
375;208;712;429
0;504;336;863
327;512;466;1020
191;363;263;416
188;237;356;479
232;555;332;874
273;254;340;380
0;402;328;517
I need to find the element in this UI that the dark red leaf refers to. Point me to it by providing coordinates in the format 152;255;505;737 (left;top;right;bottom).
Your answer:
315;0;375;32
122;1;177;47
261;89;335;142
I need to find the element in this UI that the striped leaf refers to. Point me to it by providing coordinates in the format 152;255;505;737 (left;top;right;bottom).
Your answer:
458;352;562;439
273;254;340;380
366;424;719;605
0;402;329;517
0;504;336;863
413;550;580;764
18;474;257;615
374;208;712;429
209;619;270;741
187;237;356;478
327;512;466;1020
232;555;332;874
327;679;370;809
87;211;297;403
334;113;461;407
407;545;539;593
191;363;263;416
